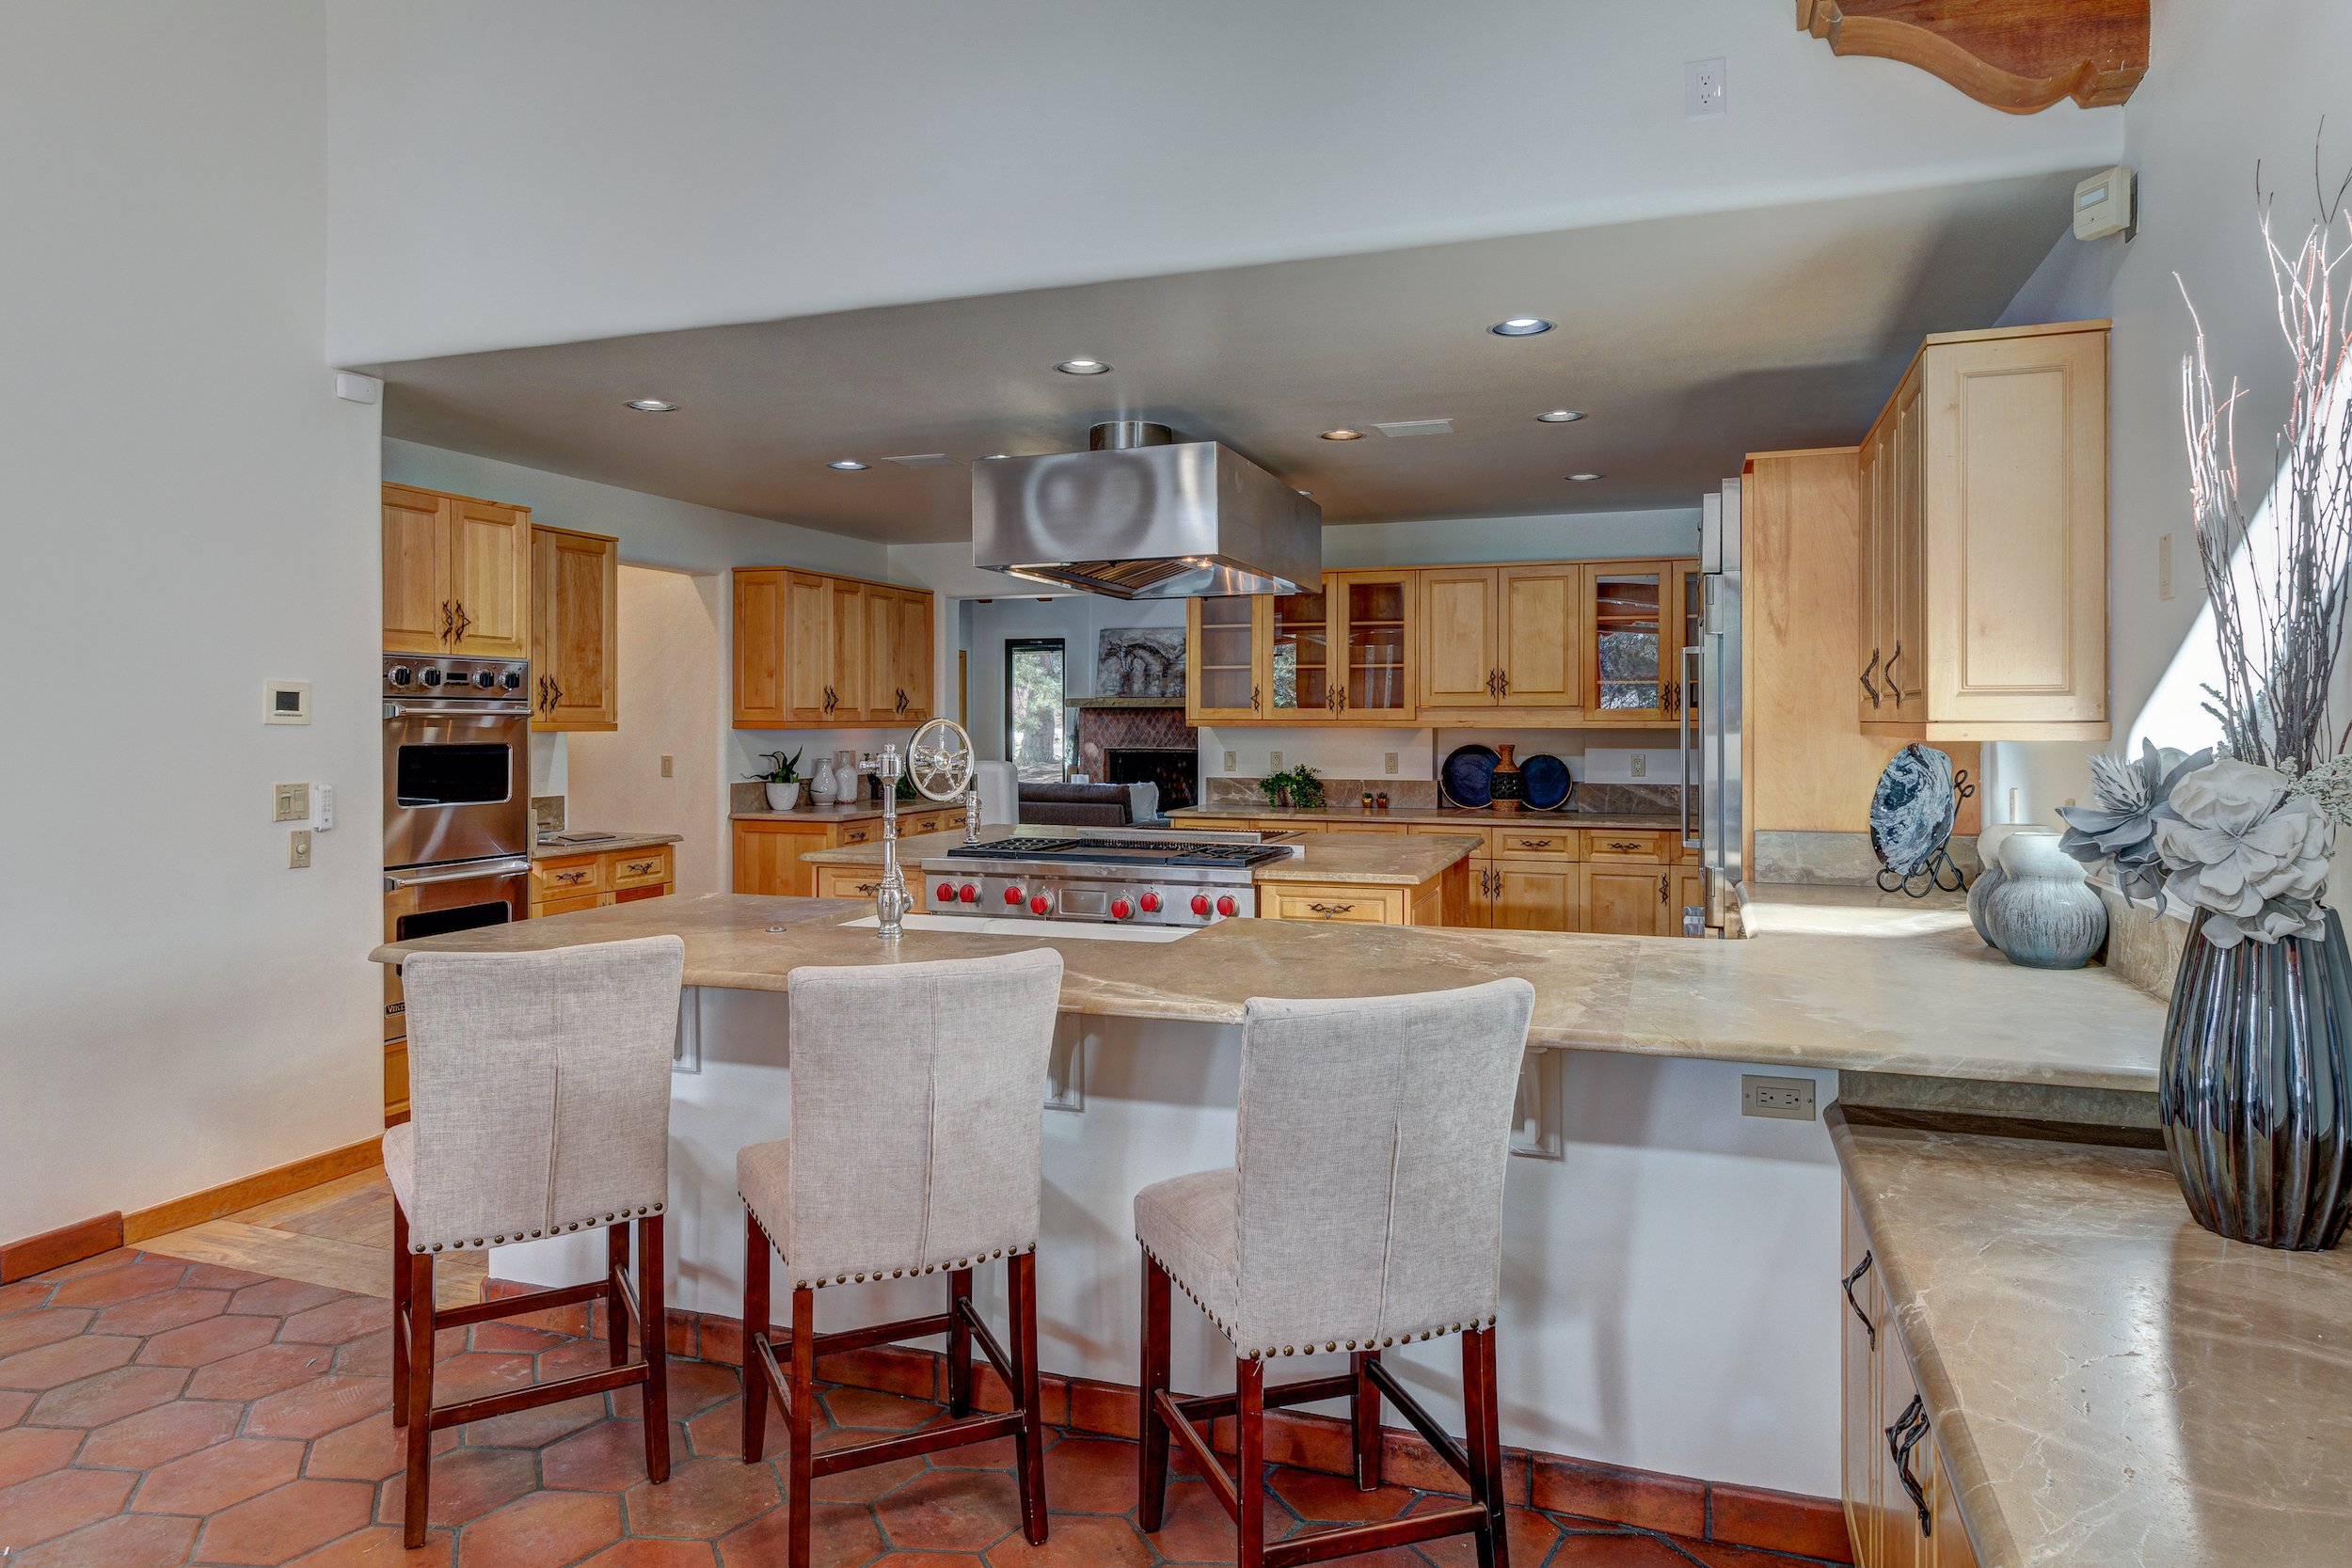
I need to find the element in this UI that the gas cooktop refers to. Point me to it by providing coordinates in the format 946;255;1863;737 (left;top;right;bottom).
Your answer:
943;836;1290;869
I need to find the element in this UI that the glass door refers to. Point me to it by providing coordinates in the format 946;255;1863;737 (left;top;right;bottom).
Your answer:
1185;596;1265;722
1005;638;1067;782
1333;570;1413;721
1586;562;1669;721
1268;580;1330;721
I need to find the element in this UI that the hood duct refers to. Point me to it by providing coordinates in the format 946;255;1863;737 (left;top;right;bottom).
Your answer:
972;421;1321;599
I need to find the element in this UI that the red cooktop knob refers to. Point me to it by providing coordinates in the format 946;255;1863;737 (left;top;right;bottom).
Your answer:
1138;893;1161;913
1110;898;1134;920
1216;895;1239;917
1029;895;1051;916
1003;886;1024;905
959;884;978;903
1190;894;1211;916
935;882;956;902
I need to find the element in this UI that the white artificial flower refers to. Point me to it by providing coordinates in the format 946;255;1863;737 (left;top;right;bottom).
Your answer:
2152;757;2332;945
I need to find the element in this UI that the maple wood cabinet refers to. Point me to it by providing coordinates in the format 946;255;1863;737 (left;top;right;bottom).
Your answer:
733;567;934;729
530;524;619;731
383;483;532;658
1856;321;2109;741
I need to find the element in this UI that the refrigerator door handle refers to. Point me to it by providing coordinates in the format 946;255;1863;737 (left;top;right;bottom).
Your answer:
1680;641;1703;849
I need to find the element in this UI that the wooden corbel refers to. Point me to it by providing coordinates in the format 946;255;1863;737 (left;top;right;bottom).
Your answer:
1799;0;2147;114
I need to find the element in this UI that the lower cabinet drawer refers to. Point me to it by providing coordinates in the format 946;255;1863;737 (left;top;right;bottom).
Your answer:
815;867;930;910
612;847;673;888
614;884;669;904
533;855;610;898
834;822;877;847
1262;884;1407;924
533;891;611;917
1490;827;1576;859
1585;831;1675;864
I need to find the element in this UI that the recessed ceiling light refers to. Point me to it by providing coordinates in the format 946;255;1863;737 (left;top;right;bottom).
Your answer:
1565;472;1605;483
1295;489;1312;497
1319;428;1366;441
983;453;1010;460
624;398;678;412
1055;358;1111;375
827;459;869;471
1535;409;1585;423
1489;317;1554;337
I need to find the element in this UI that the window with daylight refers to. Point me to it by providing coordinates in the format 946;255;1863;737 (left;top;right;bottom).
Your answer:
1006;639;1067;783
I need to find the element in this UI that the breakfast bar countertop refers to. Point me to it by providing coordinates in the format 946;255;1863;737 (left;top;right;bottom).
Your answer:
800;824;1485;887
373;882;2166;1090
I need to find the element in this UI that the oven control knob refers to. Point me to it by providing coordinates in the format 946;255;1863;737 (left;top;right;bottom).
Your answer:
1190;895;1211;917
419;668;444;688
1029;895;1051;916
959;884;978;903
387;665;413;688
1138;893;1161;913
1216;895;1239;917
936;883;956;903
1110;898;1133;921
500;670;523;690
473;670;498;689
1003;886;1024;906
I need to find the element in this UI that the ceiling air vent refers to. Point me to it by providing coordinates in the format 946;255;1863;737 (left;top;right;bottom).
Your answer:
1373;419;1454;437
882;453;951;467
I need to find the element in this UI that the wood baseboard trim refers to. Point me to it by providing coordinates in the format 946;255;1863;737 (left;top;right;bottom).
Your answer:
123;1135;385;1244
1;1212;125;1284
489;1280;1851;1563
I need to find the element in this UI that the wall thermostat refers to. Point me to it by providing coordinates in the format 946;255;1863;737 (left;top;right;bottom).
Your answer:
2074;166;2135;242
264;680;311;725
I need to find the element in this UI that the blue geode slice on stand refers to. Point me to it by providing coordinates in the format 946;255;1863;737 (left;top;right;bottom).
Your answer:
1869;744;1959;876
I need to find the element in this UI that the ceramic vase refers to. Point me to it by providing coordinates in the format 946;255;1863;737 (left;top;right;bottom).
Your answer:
808;757;838;803
2160;909;2352;1249
1488;745;1525;813
1982;831;2106;970
764;781;802;811
1966;824;2022;947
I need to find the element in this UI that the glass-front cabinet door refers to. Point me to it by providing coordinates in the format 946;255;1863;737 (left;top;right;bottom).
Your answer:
1585;562;1671;721
1330;570;1414;721
1267;581;1330;721
1185;595;1267;724
1675;560;1702;719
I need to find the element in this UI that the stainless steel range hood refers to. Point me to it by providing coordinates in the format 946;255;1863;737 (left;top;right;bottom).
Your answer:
972;421;1320;598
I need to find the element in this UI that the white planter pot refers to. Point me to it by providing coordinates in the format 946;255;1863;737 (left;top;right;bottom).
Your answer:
764;781;802;811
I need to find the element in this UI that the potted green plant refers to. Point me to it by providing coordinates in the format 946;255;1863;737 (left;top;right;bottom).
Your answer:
748;749;803;811
1257;765;1327;811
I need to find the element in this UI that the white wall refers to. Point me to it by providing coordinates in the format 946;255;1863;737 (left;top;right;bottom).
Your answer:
0;4;383;1240
1323;508;1699;569
1984;0;2352;829
322;0;2119;364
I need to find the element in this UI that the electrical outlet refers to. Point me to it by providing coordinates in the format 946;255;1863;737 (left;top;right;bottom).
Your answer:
1384;752;1399;775
288;830;312;870
1629;752;1647;779
2009;786;2021;821
1686;57;1727;119
660;754;675;779
272;783;310;823
1269;751;1283;770
2158;532;2175;600
1223;750;1237;771
1740;1074;1815;1120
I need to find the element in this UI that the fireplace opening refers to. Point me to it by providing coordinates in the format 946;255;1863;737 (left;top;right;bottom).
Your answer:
1104;747;1198;813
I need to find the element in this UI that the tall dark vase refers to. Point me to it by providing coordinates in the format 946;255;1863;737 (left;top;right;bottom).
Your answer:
2159;909;2352;1250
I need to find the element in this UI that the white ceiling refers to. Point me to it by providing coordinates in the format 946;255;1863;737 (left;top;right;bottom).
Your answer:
370;170;2087;543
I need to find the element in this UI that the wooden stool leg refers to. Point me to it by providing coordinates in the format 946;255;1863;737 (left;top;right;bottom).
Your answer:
401;1251;437;1549
640;1216;671;1483
1236;1356;1266;1568
1009;1251;1047;1544
607;1223;630;1368
1136;1253;1172;1532
390;1203;410;1428
741;1212;771;1464
786;1285;816;1568
945;1267;974;1417
1466;1326;1508;1568
1351;1349;1383;1491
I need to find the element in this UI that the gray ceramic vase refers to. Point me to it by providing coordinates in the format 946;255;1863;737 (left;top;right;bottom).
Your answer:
1966;825;2021;946
1983;830;2106;969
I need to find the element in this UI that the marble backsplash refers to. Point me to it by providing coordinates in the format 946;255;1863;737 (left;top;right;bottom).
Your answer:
532;795;565;834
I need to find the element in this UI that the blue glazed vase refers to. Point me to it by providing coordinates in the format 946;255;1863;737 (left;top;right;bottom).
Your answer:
1983;831;2106;969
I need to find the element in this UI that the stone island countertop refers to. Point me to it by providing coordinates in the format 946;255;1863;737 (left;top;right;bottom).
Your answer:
374;882;2165;1089
800;824;1485;887
1831;1106;2352;1568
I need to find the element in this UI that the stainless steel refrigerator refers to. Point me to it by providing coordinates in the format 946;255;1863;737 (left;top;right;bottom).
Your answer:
1683;477;1743;935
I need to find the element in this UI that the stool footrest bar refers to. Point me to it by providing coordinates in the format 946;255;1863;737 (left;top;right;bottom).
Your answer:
1365;1358;1471;1484
811;1411;1025;1476
1154;1388;1238;1515
1174;1373;1356;1424
956;1296;1019;1392
436;1278;604;1328
1263;1503;1488;1568
428;1361;645;1430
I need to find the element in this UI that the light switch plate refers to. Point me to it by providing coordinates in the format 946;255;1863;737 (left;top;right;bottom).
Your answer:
288;830;312;869
2158;532;2175;600
660;754;675;779
1269;751;1283;770
1740;1074;1815;1120
272;783;310;823
1384;752;1399;775
1223;750;1237;771
1629;752;1647;778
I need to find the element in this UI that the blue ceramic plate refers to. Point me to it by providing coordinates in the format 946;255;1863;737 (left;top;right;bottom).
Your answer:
1439;745;1500;810
1520;753;1573;812
1869;743;1959;875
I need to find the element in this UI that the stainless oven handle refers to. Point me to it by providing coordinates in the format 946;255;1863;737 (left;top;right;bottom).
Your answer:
384;857;532;889
384;701;532;718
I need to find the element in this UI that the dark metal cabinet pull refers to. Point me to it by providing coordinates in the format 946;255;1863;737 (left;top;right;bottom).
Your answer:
1885;1395;1932;1536
1250;685;1262;712
1860;647;1882;707
1307;902;1357;917
439;601;454;642
1884;641;1904;706
1658;873;1669;905
1842;1251;1876;1348
1497;669;1509;697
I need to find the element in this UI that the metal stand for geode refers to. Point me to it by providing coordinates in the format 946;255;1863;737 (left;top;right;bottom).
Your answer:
1874;768;1976;898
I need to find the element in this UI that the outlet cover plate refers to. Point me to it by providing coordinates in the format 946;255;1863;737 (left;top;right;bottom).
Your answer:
1740;1073;1815;1120
1686;57;1727;118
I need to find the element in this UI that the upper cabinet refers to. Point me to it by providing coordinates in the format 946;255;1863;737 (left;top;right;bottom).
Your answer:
732;566;934;730
1583;560;1696;724
1331;570;1415;722
530;524;618;731
1185;595;1268;724
383;483;530;657
1856;321;2110;741
1414;563;1593;725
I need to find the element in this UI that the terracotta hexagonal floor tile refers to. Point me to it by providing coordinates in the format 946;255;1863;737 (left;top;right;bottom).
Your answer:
330;1331;394;1378
0;1279;56;1315
542;1418;659;1491
0;1465;139;1547
78;1398;246;1469
0;1424;81;1488
460;1390;606;1449
38;1249;141;1281
0;1307;92;1359
186;1343;338;1402
1038;1436;1137;1514
245;1374;393;1440
454;1488;623;1568
0;1332;138;1390
822;1385;940;1431
389;1444;541;1528
983;1513;1154;1567
874;1466;1025;1553
280;1297;392;1347
227;1278;345;1318
683;1396;744;1460
1266;1465;1418;1523
46;1261;187;1309
809;1453;923;1505
1547;1529;1706;1567
931;1433;1020;1471
879;1556;988;1568
423;1353;534;1405
1411;1499;1564;1568
5;1508;200;1568
27;1365;188;1428
134;1310;280;1368
0;1389;35;1427
623;1454;782;1538
176;1261;276;1293
717;1499;884;1568
195;1477;378;1565
306;1409;457;1483
616;1357;738;1421
284;1523;454;1566
1146;1475;1285;1564
90;1287;229;1338
464;1322;571;1355
132;1434;306;1514
579;1540;721;1566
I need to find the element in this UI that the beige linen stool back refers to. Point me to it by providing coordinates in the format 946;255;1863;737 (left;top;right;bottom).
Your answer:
1134;977;1536;1568
738;948;1064;1568
385;934;686;1550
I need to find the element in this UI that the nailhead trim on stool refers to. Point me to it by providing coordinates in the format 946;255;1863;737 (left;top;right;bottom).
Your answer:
1137;1239;1497;1360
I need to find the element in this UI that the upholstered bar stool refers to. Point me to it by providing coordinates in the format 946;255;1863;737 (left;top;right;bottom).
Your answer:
739;948;1065;1568
386;935;686;1549
1136;978;1536;1568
